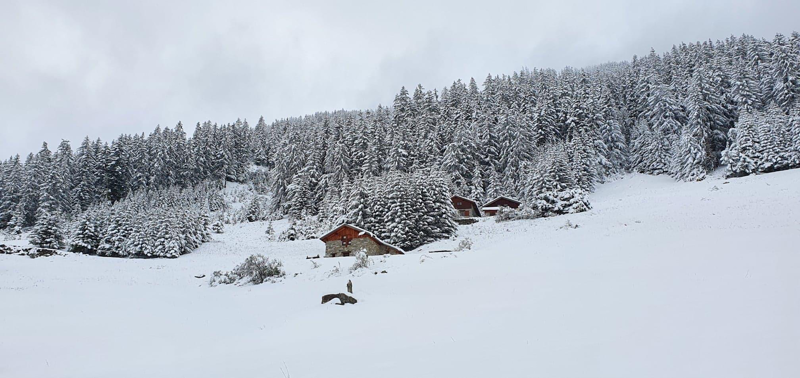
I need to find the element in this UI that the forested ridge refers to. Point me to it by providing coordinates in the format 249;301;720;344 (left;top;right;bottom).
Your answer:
1;32;799;253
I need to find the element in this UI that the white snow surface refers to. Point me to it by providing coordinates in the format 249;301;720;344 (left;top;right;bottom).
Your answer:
1;171;799;378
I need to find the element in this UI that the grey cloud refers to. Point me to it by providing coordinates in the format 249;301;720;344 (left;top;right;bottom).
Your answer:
1;0;798;156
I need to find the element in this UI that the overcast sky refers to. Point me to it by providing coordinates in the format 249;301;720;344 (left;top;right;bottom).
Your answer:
1;0;798;157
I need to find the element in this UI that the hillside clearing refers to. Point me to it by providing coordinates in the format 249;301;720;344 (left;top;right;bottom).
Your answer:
1;171;799;378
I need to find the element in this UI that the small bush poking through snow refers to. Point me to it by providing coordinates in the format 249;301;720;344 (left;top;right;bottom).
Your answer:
454;238;473;251
265;221;275;240
349;250;371;273
327;262;342;277
210;254;285;286
211;220;225;234
559;220;580;230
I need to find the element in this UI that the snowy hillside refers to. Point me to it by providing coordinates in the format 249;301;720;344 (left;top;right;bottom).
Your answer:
1;170;799;378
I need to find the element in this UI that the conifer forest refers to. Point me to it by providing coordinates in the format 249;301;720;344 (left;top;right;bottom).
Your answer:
1;32;799;256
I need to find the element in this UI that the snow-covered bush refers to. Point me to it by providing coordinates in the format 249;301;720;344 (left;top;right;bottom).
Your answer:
454;238;473;251
327;262;342;277
495;206;541;223
278;222;298;241
264;220;275;240
211;220;225;234
210;254;285;286
534;189;592;216
349;250;371;273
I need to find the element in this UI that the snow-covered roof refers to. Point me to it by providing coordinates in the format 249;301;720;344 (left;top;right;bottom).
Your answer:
450;195;478;204
482;196;522;207
481;207;500;211
319;224;405;254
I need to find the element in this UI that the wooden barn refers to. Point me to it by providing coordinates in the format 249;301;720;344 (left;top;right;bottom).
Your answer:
451;195;481;217
481;196;522;216
319;224;404;258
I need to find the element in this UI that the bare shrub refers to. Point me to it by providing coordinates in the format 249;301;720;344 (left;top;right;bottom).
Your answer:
559;220;580;230
349;250;371;273
454;238;473;251
210;254;285;286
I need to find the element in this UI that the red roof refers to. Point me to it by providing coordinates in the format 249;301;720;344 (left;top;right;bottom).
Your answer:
482;196;522;208
319;224;405;254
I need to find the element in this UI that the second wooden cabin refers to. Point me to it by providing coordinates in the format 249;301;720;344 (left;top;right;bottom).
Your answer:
481;196;522;216
450;196;482;217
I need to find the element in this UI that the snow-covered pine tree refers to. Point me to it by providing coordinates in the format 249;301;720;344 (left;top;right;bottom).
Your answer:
765;106;794;171
344;180;372;229
524;143;590;216
670;77;716;180
70;209;103;254
7;202;25;236
384;173;414;249
426;170;458;241
731;60;763;112
790;108;800;167
722;111;760;177
442;124;476;196
670;115;711;181
29;192;63;249
568;130;598;192
770;34;799;112
640;84;683;174
247;196;261;222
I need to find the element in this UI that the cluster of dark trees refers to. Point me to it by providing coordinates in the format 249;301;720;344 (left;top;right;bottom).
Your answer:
1;32;798;252
722;106;800;177
325;169;457;251
70;185;212;257
0;122;253;232
264;32;800;218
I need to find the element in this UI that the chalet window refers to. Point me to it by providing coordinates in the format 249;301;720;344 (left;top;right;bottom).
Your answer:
457;202;462;205
341;235;350;247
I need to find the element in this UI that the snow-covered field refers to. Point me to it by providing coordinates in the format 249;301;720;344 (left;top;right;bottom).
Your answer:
1;171;799;378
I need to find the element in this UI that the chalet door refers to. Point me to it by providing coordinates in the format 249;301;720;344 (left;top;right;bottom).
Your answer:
460;210;470;217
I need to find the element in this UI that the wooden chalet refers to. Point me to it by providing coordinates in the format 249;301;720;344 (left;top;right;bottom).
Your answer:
319;224;404;258
481;196;522;216
451;195;481;217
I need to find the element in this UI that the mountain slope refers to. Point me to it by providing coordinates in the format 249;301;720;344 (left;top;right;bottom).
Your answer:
1;170;798;378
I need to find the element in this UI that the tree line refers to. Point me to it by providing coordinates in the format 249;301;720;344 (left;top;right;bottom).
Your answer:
1;32;799;249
